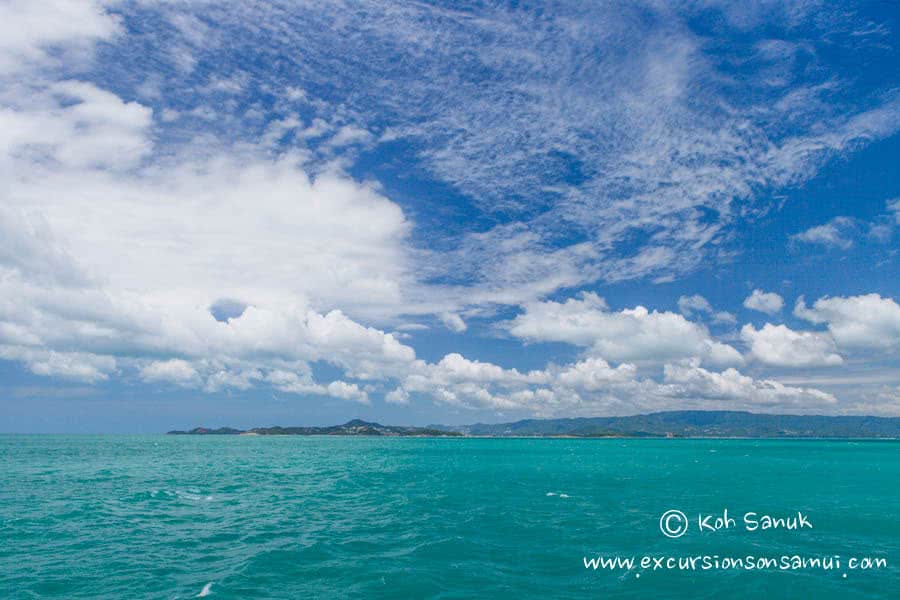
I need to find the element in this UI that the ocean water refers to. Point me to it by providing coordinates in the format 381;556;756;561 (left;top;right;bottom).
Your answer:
1;436;897;599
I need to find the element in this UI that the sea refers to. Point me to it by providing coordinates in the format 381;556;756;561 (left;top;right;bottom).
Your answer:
1;436;897;599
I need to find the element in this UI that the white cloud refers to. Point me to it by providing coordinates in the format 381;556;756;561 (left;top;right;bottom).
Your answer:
139;359;199;386
103;0;900;300
266;368;322;395
0;15;435;403
867;221;893;243
678;294;712;316
439;312;467;333
398;353;554;412
713;312;737;325
556;357;638;390
326;125;373;148
508;293;743;366
741;323;843;367
0;189;419;400
3;155;414;318
0;346;115;383
791;216;856;249
0;0;120;74
264;369;366;403
0;54;421;403
392;352;835;415
677;294;736;324
661;362;836;407
385;387;410;405
325;381;369;404
29;352;114;382
0;81;154;171
417;353;550;387
743;289;784;314
795;294;900;350
792;203;899;250
204;367;262;392
0;206;90;286
0;0;896;420
888;198;900;224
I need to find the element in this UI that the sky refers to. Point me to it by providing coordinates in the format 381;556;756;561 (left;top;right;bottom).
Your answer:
1;0;899;433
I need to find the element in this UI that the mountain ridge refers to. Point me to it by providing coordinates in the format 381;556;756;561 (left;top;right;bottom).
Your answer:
168;410;900;438
434;410;900;437
167;419;461;437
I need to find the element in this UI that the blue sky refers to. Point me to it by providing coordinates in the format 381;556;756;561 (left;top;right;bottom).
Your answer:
1;0;899;432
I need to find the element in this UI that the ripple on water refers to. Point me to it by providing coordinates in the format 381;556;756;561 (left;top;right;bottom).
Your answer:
0;436;897;599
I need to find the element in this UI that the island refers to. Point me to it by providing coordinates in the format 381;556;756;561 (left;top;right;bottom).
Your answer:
438;410;900;438
168;419;462;437
168;411;900;438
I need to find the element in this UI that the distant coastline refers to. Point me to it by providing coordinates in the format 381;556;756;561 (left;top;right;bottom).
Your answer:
168;410;900;438
168;419;463;437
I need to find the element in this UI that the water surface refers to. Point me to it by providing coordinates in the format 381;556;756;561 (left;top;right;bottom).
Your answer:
1;436;896;598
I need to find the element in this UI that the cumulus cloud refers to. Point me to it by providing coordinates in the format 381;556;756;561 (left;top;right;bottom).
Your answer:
791;203;899;250
325;381;369;404
0;206;90;287
0;0;120;75
791;216;857;249
265;368;322;394
2;156;415;319
741;323;843;367
0;346;115;383
556;357;638;390
385;387;410;405
0;80;154;170
0;207;849;416
265;369;373;404
795;294;900;350
0;0;896;419
0;5;416;323
139;359;199;386
0;5;423;405
661;363;836;407
204;367;262;393
390;353;835;415
398;353;566;412
743;289;784;315
507;293;743;366
0;189;419;400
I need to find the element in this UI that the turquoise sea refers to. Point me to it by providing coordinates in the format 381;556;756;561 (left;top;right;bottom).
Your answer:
1;436;897;599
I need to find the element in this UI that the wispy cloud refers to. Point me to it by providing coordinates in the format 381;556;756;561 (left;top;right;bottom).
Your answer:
0;0;898;418
75;0;900;301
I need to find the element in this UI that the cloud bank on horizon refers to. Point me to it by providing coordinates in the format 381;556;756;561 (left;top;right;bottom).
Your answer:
1;0;899;427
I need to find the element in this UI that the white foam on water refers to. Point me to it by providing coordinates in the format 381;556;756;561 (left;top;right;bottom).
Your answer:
546;492;556;496
559;493;570;498
196;582;213;597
